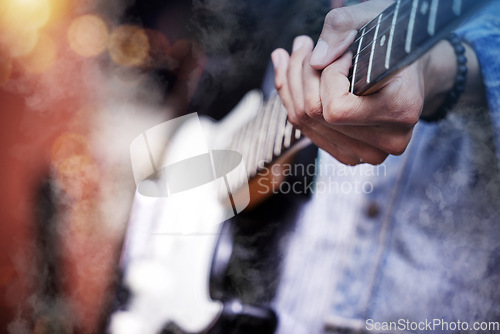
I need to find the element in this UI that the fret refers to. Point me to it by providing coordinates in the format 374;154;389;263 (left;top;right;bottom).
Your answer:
367;13;383;84
253;97;276;170
431;1;458;33
367;17;393;90
295;128;301;140
265;97;282;163
405;0;419;53
385;0;401;69
428;0;439;35
246;108;267;176
250;101;274;174
273;105;288;157
263;97;281;164
350;18;378;91
385;0;412;75
350;28;364;94
283;120;294;149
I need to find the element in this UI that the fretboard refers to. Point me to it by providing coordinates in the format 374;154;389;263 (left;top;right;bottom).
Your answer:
228;94;302;178
349;0;492;95
229;0;492;177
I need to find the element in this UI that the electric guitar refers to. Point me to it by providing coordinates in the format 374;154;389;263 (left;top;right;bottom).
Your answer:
107;0;493;333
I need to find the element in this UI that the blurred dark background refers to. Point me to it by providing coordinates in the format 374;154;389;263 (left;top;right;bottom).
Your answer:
119;0;330;119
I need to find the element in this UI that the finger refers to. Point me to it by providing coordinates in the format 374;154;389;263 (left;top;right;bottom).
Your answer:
299;122;361;166
287;36;315;125
310;0;393;69
325;124;413;156
272;48;295;116
302;53;323;119
320;53;422;127
301;119;389;165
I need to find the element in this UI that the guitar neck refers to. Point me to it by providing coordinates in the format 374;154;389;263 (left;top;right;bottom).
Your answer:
349;0;492;95
228;94;304;178
230;0;492;176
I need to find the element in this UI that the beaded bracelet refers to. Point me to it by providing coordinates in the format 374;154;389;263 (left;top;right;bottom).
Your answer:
421;32;468;122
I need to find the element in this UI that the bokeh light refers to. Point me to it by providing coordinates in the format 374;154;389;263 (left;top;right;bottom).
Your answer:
68;14;109;58
18;32;57;73
108;25;150;68
143;29;170;67
55;154;100;200
51;132;91;166
0;0;51;31
68;199;99;239
51;132;100;200
2;28;39;58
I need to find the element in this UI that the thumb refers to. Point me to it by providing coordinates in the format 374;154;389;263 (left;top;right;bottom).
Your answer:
310;0;393;70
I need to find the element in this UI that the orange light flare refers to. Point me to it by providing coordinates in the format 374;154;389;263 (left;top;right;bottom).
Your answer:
108;25;171;69
68;14;109;58
0;0;51;31
0;28;39;58
17;32;57;73
51;132;99;201
107;26;174;87
108;25;150;68
49;128;127;333
0;0;50;58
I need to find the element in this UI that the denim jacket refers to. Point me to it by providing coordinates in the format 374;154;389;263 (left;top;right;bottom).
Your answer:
273;3;500;333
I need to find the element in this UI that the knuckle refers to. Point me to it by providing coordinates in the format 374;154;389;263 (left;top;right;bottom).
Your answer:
296;107;311;124
387;94;423;127
287;111;305;129
275;78;285;91
382;134;411;156
323;101;350;124
304;97;323;118
325;8;354;31
287;113;300;128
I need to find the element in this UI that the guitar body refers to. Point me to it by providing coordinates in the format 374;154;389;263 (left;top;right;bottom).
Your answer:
109;90;283;334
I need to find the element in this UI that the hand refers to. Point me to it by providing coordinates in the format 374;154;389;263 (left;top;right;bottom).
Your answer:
271;1;427;165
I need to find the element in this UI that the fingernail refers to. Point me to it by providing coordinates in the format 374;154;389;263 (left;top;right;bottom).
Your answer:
310;39;328;66
271;50;281;70
292;36;306;52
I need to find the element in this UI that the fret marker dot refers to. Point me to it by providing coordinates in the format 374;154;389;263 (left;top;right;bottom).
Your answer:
421;1;429;15
380;35;386;47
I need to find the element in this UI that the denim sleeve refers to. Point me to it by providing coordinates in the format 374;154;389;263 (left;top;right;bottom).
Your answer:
456;2;500;160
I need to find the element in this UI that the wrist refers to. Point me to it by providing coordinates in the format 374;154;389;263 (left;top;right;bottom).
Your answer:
420;40;457;119
421;36;487;121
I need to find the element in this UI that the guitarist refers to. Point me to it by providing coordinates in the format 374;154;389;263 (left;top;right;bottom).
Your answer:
269;0;500;333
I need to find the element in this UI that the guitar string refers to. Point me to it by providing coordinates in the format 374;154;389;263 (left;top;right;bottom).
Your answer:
350;8;411;62
349;9;412;66
348;2;461;85
257;94;280;168
229;94;280;174
350;2;402;46
347;9;433;85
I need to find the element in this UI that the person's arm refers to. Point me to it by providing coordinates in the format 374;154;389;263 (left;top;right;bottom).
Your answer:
421;39;486;118
271;0;487;165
